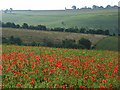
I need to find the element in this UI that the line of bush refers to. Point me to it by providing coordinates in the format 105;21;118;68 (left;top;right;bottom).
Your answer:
0;21;111;35
2;36;92;49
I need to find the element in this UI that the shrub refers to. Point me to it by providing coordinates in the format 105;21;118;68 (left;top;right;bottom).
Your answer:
62;39;77;48
78;38;92;49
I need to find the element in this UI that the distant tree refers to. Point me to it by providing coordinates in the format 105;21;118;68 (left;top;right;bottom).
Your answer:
5;22;12;27
4;9;8;13
80;28;86;33
16;24;20;28
11;23;16;28
99;6;104;9
9;8;13;13
72;5;77;10
36;25;46;30
53;27;64;32
92;5;99;9
113;5;118;9
29;25;35;30
106;5;112;9
22;23;29;29
65;7;67;10
104;30;110;35
65;28;77;33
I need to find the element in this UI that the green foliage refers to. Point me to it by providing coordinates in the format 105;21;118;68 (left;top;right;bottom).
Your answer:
78;38;92;49
62;39;77;48
1;21;110;35
22;23;29;29
2;36;22;45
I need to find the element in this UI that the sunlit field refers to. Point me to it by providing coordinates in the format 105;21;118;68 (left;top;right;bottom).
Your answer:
2;45;120;89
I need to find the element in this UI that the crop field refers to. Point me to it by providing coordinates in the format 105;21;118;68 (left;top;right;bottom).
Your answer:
2;9;118;32
2;28;107;45
2;28;119;51
1;45;120;88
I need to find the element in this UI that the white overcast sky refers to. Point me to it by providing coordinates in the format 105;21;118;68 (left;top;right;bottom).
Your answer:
0;0;119;10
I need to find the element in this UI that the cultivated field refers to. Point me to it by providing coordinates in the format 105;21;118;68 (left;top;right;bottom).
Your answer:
2;28;107;46
2;9;118;33
2;45;120;88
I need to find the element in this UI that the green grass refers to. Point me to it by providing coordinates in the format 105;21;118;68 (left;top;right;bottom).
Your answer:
95;36;119;51
2;9;118;33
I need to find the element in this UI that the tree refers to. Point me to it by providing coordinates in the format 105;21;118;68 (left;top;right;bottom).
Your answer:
80;28;86;33
72;5;76;10
104;30;110;35
22;23;29;29
65;7;67;10
62;39;77;48
14;37;22;45
78;38;92;49
106;5;112;9
9;8;13;13
4;9;8;13
92;5;99;9
99;6;104;9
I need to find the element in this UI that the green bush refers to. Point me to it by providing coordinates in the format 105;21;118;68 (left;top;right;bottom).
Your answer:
78;38;92;49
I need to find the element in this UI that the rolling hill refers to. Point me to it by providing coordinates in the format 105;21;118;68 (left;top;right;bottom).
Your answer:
2;9;118;34
2;28;119;51
2;28;106;46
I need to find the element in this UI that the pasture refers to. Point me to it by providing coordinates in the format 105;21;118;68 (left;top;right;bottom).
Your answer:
2;9;118;33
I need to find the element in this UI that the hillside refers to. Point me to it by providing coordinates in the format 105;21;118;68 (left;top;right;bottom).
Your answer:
2;28;107;46
95;36;119;51
2;9;118;34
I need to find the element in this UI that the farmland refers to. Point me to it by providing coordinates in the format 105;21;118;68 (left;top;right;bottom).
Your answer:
2;28;106;46
2;9;118;33
2;45;120;88
2;28;119;51
1;8;119;89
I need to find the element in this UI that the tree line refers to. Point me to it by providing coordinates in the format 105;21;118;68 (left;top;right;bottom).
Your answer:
2;36;92;49
1;21;111;35
70;5;119;10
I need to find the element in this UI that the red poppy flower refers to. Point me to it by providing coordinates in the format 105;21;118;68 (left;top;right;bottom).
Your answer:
30;80;35;85
16;83;21;87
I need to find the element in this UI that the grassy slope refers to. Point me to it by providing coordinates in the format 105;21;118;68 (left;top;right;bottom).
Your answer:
95;36;119;51
2;9;118;33
2;28;106;46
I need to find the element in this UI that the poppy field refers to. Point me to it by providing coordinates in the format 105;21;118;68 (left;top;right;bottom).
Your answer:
1;45;120;89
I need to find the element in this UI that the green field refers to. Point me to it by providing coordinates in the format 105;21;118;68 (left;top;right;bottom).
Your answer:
95;36;119;51
2;9;118;33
